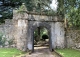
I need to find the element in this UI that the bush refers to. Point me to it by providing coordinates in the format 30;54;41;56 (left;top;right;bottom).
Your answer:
0;32;3;45
8;39;14;45
0;32;6;47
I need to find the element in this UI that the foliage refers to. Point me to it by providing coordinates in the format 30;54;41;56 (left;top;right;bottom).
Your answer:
0;32;14;47
0;0;22;23
1;37;6;47
8;39;14;45
67;7;80;29
0;32;3;45
40;27;48;38
57;0;64;15
34;27;48;40
0;32;6;47
21;0;52;11
0;48;24;57
0;0;53;23
56;48;80;57
17;3;27;13
57;0;80;29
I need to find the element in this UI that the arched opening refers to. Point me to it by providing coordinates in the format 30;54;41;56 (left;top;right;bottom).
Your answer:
30;22;53;52
33;26;50;51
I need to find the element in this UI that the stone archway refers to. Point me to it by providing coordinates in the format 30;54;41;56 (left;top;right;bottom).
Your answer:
29;21;52;51
1;4;65;52
13;7;65;52
29;21;53;52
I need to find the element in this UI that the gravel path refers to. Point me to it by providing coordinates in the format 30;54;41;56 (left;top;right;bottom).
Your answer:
23;46;61;57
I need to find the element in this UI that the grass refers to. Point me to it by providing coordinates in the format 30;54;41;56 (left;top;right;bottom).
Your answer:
56;48;80;57
0;48;25;57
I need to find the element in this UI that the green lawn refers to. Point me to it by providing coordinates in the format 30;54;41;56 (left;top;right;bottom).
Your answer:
0;48;25;57
56;48;80;57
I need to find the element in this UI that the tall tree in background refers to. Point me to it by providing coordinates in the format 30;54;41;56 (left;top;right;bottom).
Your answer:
21;0;52;12
0;0;52;23
58;0;80;29
0;0;22;23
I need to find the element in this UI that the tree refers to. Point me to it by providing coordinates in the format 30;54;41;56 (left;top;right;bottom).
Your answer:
0;0;22;24
0;0;53;23
57;0;80;29
21;0;52;12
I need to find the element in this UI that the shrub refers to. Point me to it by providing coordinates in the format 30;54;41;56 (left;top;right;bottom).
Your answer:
8;39;14;45
0;32;6;47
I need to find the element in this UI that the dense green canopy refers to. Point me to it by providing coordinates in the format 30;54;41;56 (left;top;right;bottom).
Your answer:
0;0;22;23
58;0;80;29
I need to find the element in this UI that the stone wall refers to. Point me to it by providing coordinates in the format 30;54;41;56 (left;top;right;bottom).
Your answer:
16;19;28;51
54;22;65;48
0;19;16;48
66;30;80;49
0;15;65;52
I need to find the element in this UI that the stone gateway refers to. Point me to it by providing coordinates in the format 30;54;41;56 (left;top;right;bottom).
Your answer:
12;10;65;52
0;5;65;52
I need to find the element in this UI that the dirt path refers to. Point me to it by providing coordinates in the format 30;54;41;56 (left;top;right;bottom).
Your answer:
23;46;61;57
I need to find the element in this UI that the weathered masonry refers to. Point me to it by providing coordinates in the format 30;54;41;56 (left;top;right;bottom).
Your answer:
0;5;65;52
12;9;65;52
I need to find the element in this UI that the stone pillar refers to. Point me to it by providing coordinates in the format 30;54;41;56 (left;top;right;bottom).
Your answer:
16;19;28;51
13;3;28;51
27;24;33;51
55;22;65;48
51;23;56;48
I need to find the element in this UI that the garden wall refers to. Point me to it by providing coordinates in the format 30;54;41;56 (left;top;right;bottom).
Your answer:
0;19;80;50
0;19;16;48
66;30;80;49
